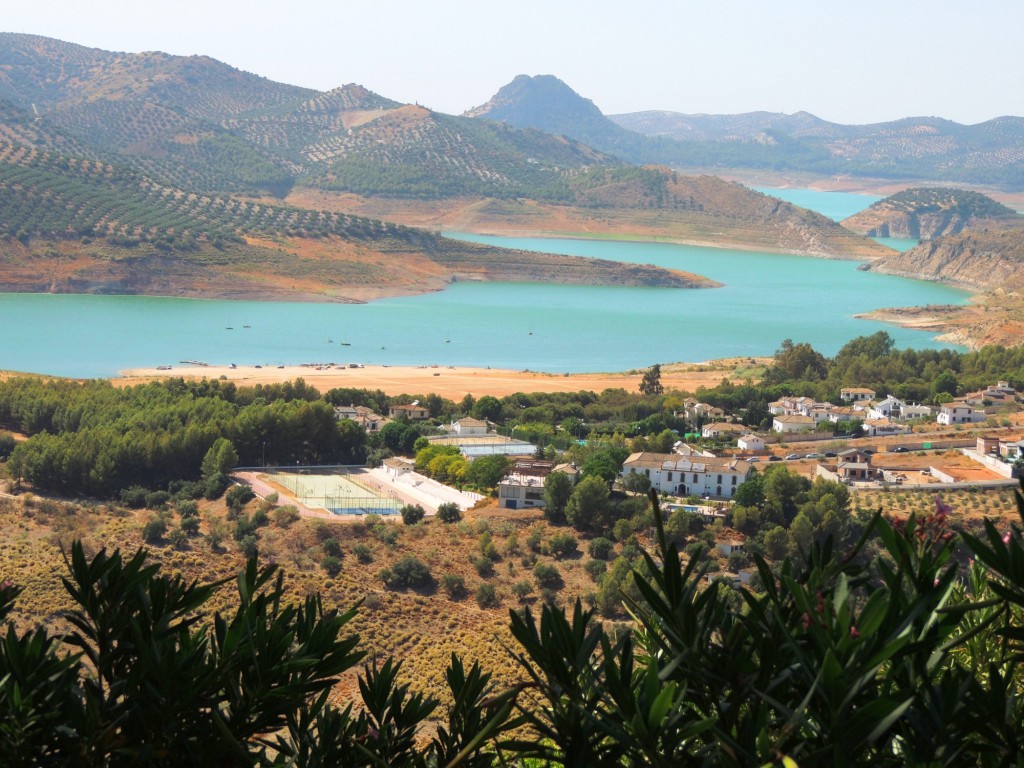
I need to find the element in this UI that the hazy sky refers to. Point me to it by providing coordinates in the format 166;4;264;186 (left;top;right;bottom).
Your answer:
6;0;1022;125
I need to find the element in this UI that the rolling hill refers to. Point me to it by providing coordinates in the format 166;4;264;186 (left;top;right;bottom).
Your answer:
611;109;1024;189
841;187;1020;240
463;72;1024;190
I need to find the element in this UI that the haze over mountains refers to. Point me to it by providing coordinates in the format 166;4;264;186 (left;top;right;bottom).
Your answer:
0;31;900;304
467;74;1024;190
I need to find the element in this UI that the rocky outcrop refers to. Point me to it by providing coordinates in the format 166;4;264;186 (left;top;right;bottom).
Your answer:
866;226;1024;292
843;188;1019;241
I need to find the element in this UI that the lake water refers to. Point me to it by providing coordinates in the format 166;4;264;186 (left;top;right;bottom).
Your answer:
0;189;967;378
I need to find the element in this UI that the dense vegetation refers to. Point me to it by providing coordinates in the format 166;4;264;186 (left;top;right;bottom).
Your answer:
4;333;1024;501
2;489;1023;765
0;377;364;497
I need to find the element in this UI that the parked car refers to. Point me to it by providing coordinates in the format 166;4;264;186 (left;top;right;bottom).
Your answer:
893;446;908;453
785;454;799;460
824;452;837;458
768;456;782;462
747;457;760;462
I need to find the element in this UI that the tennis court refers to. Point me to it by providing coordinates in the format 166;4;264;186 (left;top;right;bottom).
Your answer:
265;468;402;516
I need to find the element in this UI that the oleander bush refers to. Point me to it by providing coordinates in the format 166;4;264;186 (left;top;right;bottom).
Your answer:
2;487;1024;766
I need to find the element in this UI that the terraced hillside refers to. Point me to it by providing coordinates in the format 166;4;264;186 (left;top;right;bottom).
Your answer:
0;138;707;299
0;33;896;296
842;187;1020;240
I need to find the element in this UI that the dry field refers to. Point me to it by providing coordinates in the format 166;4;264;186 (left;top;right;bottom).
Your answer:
116;358;769;399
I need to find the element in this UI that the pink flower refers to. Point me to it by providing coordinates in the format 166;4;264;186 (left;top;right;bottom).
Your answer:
1004;532;1012;545
850;626;860;638
934;495;953;517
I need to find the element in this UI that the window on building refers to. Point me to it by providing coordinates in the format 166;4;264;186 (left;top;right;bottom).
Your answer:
732;476;737;485
717;474;722;484
667;472;673;481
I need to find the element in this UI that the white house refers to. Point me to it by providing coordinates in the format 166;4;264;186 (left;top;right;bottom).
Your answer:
449;417;490;436
701;422;747;439
862;418;911;437
497;474;546;510
772;414;815;433
937;403;986;425
389;403;431;420
334;405;387;432
737;434;765;451
840;387;876;402
808;406;837;425
826;406;857;423
621;452;754;499
867;395;904;420
900;404;933;420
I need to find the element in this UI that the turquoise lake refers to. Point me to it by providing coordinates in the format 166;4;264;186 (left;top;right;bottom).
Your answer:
0;189;967;378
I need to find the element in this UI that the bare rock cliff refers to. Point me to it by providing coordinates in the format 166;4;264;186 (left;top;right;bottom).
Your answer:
867;227;1024;292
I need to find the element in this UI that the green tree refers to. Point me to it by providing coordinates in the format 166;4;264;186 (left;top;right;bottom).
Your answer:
543;471;574;523
400;504;426;525
436;502;462;523
471;395;503;423
201;437;238;479
465;454;511;489
639;364;664;396
622;471;652;494
565;475;611;531
383;555;432;589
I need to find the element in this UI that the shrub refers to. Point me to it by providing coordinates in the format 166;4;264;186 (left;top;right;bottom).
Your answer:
436;502;461;523
585;559;608;581
400;504;426;525
169;479;205;501
119;486;149;509
476;583;499;609
177;500;199;519
142;517;167;543
472;556;494;578
226;484;255;512
588;537;615;560
352;543;373;563
384;555;432;589
442;573;467;599
0;431;16;460
168;528;189;550
376;525;399;547
533;562;562;589
272;506;301;527
323;538;343;558
238;534;259;559
144;491;171;510
479;533;500;561
526;526;544;552
548;532;579;559
321;555;342;577
512;580;533;601
204;472;229;500
180;516;201;536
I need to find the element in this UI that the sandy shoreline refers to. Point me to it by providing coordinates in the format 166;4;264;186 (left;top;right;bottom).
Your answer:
116;359;767;398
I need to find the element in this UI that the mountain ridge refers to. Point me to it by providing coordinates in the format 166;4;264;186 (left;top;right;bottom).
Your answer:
467;72;1024;189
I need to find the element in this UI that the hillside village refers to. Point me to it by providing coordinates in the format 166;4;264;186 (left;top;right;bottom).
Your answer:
217;376;1024;579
